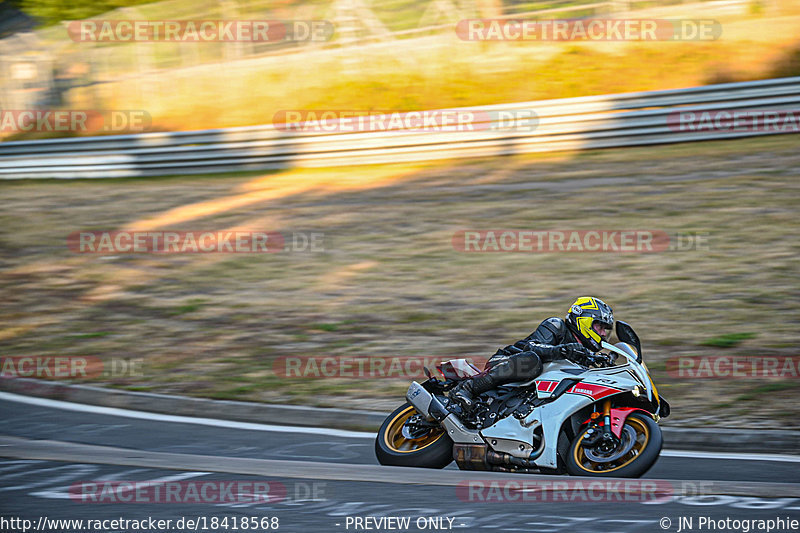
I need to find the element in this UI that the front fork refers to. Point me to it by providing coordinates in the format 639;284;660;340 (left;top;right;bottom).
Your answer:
582;399;615;447
602;399;613;438
585;401;655;445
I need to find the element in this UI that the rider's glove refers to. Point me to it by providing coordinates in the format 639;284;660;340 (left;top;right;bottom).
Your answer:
596;353;615;367
582;353;609;368
559;343;593;363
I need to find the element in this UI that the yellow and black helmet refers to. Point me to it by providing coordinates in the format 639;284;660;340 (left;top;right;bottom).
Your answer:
565;297;614;352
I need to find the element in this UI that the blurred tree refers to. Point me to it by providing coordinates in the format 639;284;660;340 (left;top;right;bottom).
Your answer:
475;0;501;17
770;42;800;78
0;1;37;37
18;0;160;26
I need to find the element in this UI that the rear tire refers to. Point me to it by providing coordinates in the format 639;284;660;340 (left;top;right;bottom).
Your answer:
375;403;453;468
566;412;662;478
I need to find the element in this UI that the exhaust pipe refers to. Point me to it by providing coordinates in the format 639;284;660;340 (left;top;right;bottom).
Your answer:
406;381;482;444
406;381;448;422
406;382;432;416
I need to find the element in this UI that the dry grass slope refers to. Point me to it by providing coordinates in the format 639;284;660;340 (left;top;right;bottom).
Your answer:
0;135;798;427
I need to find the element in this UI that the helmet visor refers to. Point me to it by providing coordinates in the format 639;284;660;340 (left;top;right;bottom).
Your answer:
592;320;612;342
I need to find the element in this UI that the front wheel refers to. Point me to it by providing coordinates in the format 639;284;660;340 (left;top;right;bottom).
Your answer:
375;403;453;468
566;412;662;478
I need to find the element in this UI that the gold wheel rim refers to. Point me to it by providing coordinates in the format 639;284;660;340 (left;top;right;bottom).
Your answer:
384;406;444;453
573;416;651;473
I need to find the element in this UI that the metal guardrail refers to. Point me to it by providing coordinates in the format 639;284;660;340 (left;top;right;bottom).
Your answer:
1;76;798;179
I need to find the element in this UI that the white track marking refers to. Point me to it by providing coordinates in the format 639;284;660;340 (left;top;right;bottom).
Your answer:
0;392;373;438
2;392;799;463
0;460;39;473
661;450;800;463
0;464;97;492
30;471;210;500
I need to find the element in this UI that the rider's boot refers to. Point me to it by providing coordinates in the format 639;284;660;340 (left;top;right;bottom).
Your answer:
449;365;505;409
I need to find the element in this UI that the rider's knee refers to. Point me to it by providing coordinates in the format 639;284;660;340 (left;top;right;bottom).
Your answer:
508;351;542;380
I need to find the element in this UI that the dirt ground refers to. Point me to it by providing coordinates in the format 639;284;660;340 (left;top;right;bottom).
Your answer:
1;134;798;428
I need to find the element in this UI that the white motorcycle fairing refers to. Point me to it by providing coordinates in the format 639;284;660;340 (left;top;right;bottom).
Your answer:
405;341;657;470
478;347;645;469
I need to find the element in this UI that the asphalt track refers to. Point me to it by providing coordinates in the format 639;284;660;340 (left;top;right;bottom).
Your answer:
2;392;800;533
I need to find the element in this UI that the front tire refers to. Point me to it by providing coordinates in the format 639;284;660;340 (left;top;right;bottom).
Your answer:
566;412;662;478
375;403;453;468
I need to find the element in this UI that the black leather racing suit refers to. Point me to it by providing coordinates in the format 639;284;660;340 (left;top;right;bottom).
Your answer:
482;317;590;384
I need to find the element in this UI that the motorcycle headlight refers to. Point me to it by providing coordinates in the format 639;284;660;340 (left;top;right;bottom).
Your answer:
631;385;641;397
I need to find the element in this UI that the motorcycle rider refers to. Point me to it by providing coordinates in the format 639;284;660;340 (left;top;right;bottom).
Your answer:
450;297;614;409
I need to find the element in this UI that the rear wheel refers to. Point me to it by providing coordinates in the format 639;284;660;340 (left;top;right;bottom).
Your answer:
375;403;453;468
566;412;662;478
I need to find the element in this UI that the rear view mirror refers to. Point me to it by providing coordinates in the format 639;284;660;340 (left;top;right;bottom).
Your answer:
616;321;642;363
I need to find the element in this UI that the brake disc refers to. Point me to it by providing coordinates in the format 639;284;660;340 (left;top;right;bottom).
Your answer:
584;425;637;463
401;415;434;440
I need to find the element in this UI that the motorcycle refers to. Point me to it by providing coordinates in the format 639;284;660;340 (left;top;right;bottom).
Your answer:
375;321;669;477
